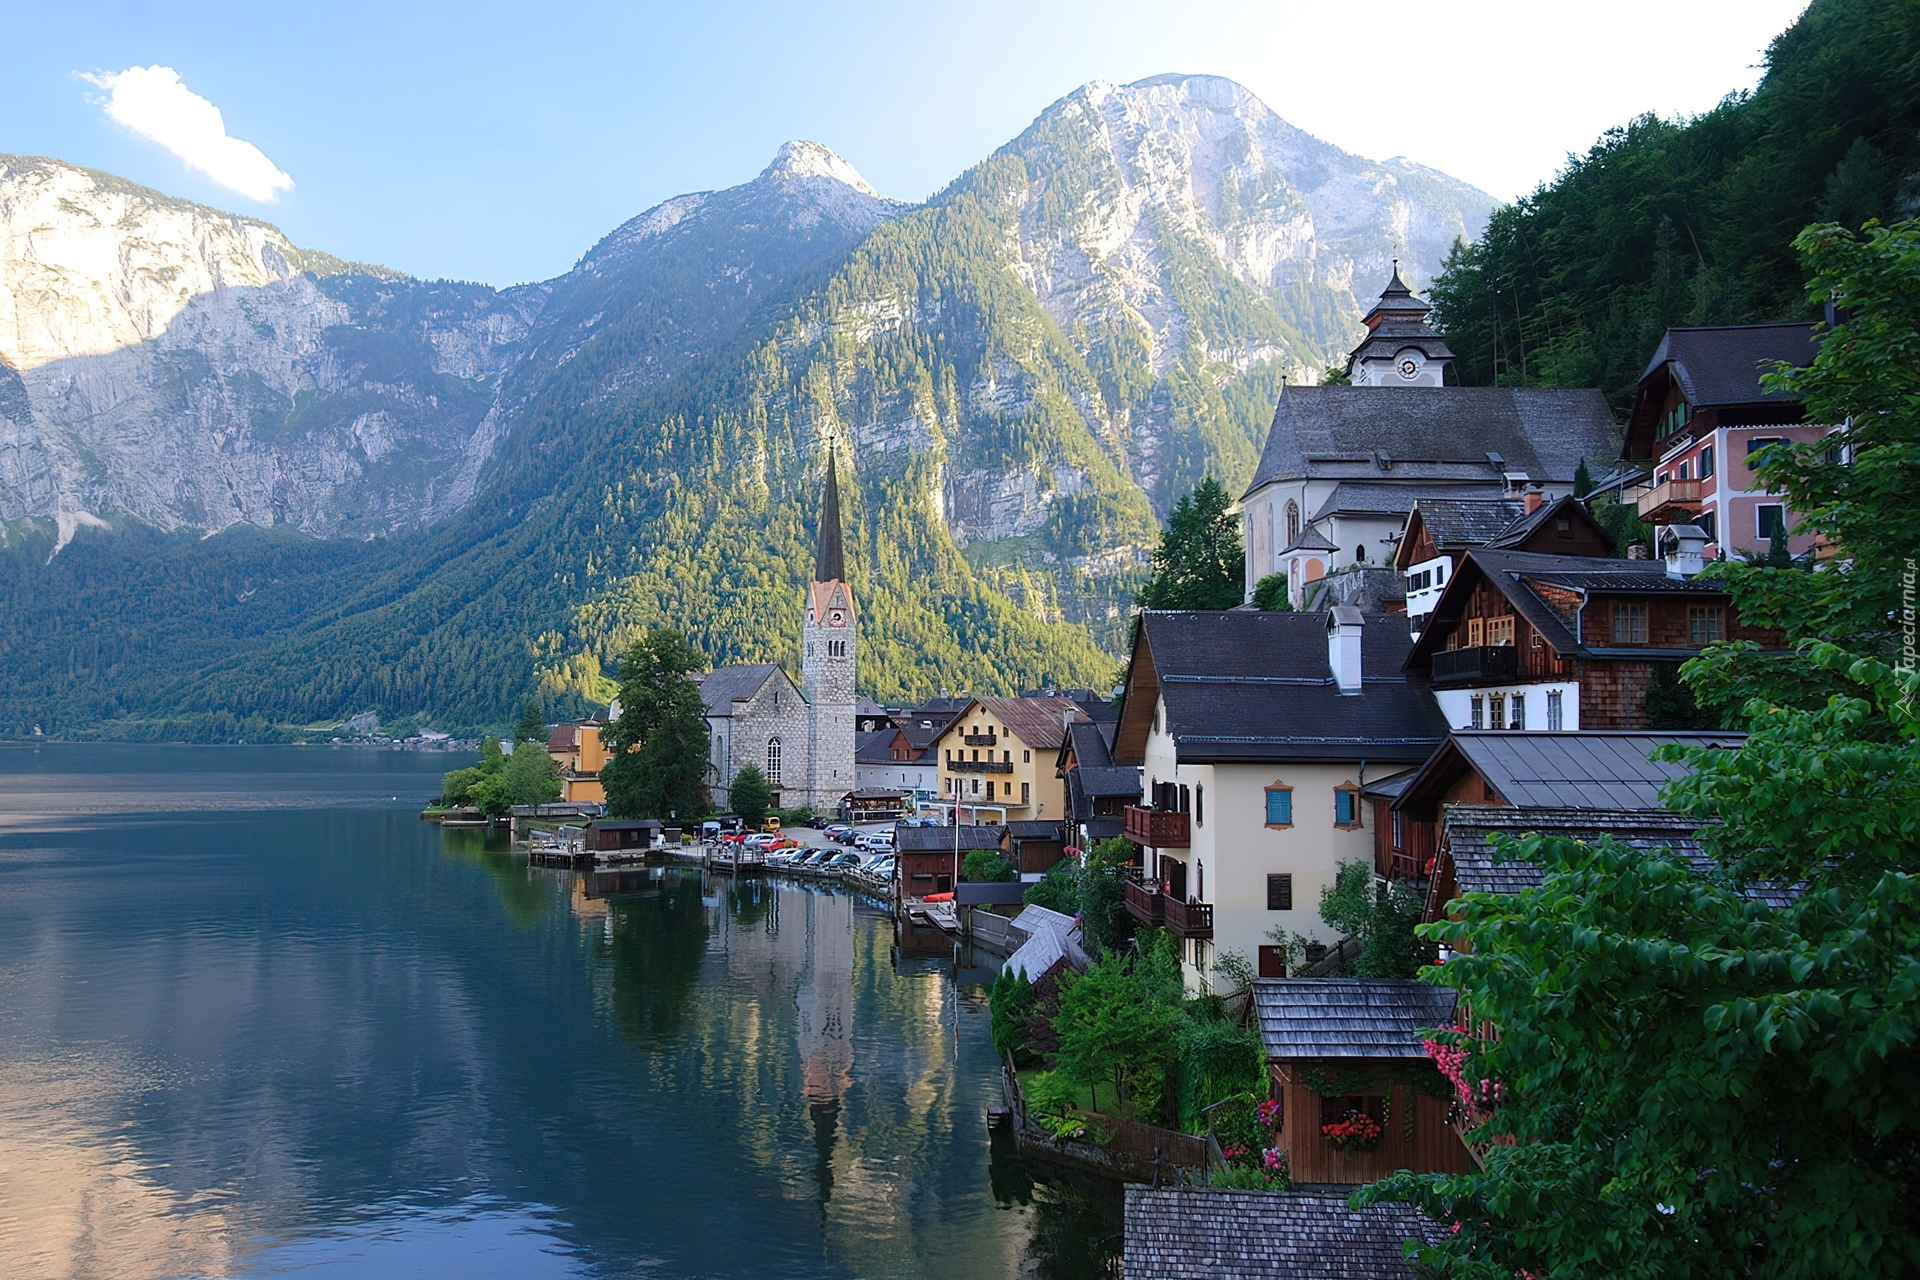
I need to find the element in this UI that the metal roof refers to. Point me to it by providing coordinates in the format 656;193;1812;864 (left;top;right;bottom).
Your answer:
893;824;1006;852
1397;730;1746;813
1124;1188;1443;1280
1252;979;1457;1060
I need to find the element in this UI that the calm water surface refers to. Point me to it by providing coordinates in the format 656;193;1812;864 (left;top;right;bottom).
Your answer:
0;745;1115;1279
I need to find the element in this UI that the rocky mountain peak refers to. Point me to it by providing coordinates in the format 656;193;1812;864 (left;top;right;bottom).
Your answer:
759;140;880;197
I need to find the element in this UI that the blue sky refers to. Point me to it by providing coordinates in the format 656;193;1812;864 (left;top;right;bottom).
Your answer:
6;1;1810;286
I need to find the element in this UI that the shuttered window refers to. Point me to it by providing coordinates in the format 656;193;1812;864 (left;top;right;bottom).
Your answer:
1267;874;1294;911
1265;786;1292;826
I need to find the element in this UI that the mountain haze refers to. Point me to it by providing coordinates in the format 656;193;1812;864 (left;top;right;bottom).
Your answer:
0;76;1495;737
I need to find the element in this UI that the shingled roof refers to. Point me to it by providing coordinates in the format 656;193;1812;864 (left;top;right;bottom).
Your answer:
960;695;1089;752
894;824;1005;852
1245;385;1621;498
1253;980;1457;1060
1124;1188;1444;1279
1638;323;1817;409
1439;804;1795;910
1309;481;1503;522
1122;611;1450;765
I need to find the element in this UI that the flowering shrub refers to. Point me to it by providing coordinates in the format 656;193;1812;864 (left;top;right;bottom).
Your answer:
1221;1143;1248;1160
1255;1098;1281;1130
1262;1146;1288;1176
1321;1110;1383;1152
1422;1024;1501;1125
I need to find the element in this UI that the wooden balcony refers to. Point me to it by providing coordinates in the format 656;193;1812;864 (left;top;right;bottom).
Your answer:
949;759;1013;774
1430;645;1520;686
1123;876;1164;926
1124;805;1189;847
1162;896;1214;939
962;732;998;746
1635;477;1704;524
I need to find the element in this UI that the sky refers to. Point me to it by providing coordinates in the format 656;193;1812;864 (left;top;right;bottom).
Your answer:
4;0;1812;287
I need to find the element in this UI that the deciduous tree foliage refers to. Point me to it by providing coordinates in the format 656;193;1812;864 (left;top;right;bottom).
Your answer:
1137;477;1245;610
727;764;771;828
601;629;711;820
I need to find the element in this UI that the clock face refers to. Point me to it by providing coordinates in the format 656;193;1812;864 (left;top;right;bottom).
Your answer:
829;611;844;625
1398;357;1420;379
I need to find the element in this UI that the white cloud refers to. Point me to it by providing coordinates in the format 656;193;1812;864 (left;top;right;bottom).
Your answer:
82;66;292;202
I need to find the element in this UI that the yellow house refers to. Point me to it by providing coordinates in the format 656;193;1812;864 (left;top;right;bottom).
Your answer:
547;721;612;804
933;697;1088;824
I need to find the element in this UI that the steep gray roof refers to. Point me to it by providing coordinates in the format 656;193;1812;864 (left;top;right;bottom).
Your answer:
854;729;900;764
1005;907;1089;983
698;664;787;716
1253;979;1457;1060
1075;765;1144;798
1139;611;1450;764
1067;720;1115;768
814;448;845;582
1124;1189;1444;1280
1405;729;1746;811
1245;386;1621;497
1639;323;1818;408
1409;496;1528;550
1441;804;1794;908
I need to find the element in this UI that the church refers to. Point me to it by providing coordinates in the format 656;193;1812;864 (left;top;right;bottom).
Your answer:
699;453;858;814
1240;267;1621;607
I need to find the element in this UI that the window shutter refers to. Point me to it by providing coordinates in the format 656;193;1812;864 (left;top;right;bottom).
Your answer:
1266;788;1291;825
1267;873;1294;911
1335;790;1355;825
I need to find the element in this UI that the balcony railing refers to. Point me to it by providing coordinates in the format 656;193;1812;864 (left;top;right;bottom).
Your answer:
1123;876;1163;926
1124;805;1190;847
963;732;998;746
949;759;1013;774
1635;477;1704;524
1430;645;1520;686
1162;896;1214;939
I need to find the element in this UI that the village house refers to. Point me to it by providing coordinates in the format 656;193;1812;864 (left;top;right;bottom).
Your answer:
546;719;612;803
999;820;1068;879
1620;323;1828;559
1056;719;1141;847
1252;979;1474;1185
1404;548;1784;732
853;723;938;804
894;823;1006;898
1374;727;1737;883
1241;269;1619;607
1123;1189;1444;1280
1393;492;1612;637
1113;609;1449;990
933;696;1089;825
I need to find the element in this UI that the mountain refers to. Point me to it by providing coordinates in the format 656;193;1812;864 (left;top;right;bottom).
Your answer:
0;76;1495;738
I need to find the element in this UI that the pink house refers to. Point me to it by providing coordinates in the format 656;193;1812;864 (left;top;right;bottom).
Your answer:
1623;324;1831;559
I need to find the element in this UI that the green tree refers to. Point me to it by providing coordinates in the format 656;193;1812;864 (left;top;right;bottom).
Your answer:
1052;935;1182;1118
728;764;772;828
513;700;547;744
1137;477;1245;610
501;740;564;807
1572;458;1594;497
963;848;1017;882
1316;859;1433;979
989;967;1038;1060
1078;837;1138;953
1251;572;1291;611
1023;858;1085;915
440;735;505;806
602;629;712;820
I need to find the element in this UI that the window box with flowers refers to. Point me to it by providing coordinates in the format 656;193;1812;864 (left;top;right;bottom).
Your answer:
1322;1108;1384;1153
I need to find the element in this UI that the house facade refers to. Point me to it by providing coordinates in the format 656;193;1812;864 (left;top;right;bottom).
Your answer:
855;726;938;804
1393;493;1611;637
934;697;1088;825
1622;323;1828;559
1241;271;1619;607
1404;548;1783;732
1114;609;1447;992
546;719;612;803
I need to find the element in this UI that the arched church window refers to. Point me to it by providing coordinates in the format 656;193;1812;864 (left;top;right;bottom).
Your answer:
1285;501;1300;545
766;738;782;786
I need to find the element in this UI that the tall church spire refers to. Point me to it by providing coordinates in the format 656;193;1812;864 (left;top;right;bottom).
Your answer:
814;448;845;583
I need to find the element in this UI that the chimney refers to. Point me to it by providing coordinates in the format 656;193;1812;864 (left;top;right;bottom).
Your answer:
1327;606;1364;694
1524;487;1544;514
1627;542;1651;560
1660;524;1709;578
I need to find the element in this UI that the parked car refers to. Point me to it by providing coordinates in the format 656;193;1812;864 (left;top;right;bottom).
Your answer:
856;832;895;852
824;825;855;843
865;857;896;880
805;817;831;829
826;852;864;871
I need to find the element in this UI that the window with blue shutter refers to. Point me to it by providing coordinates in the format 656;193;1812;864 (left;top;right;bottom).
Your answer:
1265;786;1292;826
1335;789;1355;825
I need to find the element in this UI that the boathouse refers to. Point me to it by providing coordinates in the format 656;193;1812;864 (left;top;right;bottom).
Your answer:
584;818;663;851
1252;979;1472;1185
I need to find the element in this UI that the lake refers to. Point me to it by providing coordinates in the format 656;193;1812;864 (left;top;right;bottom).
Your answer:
0;744;1116;1279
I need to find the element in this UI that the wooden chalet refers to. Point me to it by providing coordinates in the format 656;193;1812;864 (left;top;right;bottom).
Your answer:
1055;719;1140;846
584;818;663;851
893;823;1005;897
1405;548;1784;731
1394;492;1612;635
1253;979;1472;1185
1000;820;1068;877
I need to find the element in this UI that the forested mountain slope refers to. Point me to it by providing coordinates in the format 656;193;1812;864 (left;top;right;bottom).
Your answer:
0;77;1493;737
1429;0;1920;408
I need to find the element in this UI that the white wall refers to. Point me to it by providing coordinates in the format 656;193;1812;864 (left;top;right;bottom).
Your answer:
1433;682;1581;731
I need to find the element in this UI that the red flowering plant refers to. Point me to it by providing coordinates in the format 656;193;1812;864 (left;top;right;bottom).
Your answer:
1421;1023;1501;1131
1321;1109;1383;1152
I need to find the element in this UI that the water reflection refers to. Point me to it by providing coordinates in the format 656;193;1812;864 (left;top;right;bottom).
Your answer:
0;745;1120;1279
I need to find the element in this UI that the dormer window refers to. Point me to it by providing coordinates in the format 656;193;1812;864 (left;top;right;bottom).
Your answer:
1658;400;1691;440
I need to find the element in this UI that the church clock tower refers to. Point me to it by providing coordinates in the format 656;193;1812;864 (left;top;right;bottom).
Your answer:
802;449;856;812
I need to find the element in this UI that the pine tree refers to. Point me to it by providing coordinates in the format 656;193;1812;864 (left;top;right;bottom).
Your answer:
1137;477;1245;611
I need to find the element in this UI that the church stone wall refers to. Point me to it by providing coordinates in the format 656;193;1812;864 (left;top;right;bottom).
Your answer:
709;673;814;812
